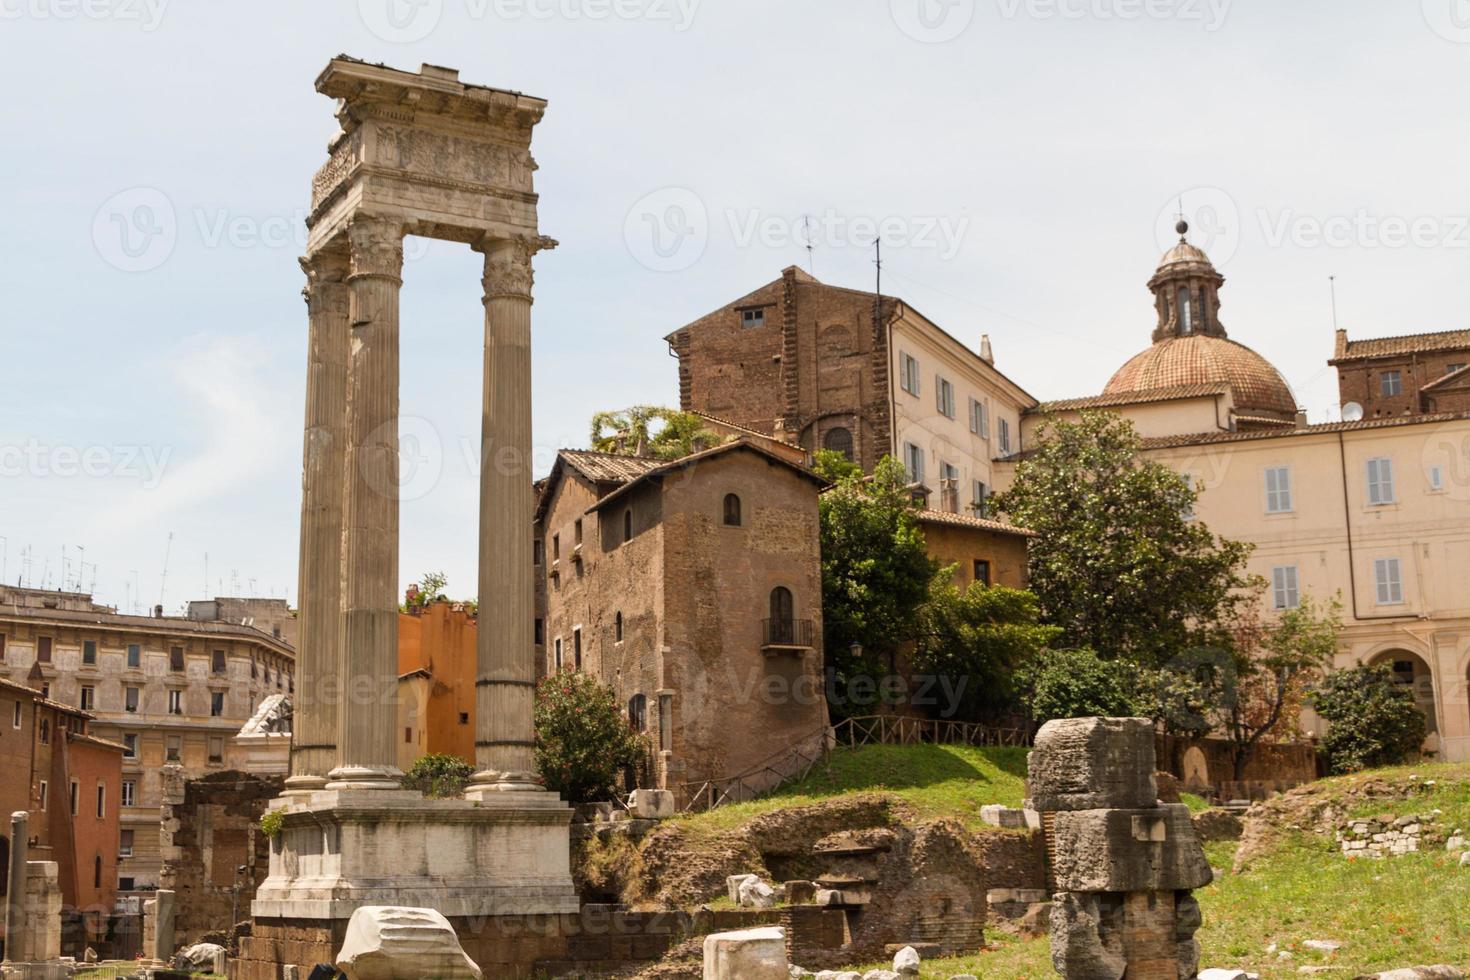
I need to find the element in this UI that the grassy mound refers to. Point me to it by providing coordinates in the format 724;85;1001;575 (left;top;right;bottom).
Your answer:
856;761;1470;978
671;742;1030;836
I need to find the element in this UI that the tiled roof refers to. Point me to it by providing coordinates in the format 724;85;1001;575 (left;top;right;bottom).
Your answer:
557;450;664;485
1030;383;1231;414
916;509;1036;538
1420;364;1470;393
1332;328;1470;363
1105;335;1297;418
0;605;295;654
1136;410;1470;450
588;439;828;513
0;676;91;718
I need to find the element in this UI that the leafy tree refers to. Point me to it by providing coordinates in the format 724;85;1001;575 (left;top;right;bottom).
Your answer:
534;672;645;804
1216;593;1342;781
403;571;449;612
913;579;1060;721
819;456;938;716
1020;647;1145;723
992;412;1256;667
402;752;474;798
589;405;724;461
812;448;861;483
1310;663;1427;774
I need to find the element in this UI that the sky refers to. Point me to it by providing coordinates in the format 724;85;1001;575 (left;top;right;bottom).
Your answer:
2;0;1467;613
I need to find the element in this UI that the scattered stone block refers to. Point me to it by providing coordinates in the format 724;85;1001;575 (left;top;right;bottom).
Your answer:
727;873;760;903
174;942;226;970
739;877;777;909
1358;969;1465;980
785;880;818;905
1460;851;1470;868
892;944;920;975
979;804;1028;829
702;926;788;980
1027;717;1157;811
1303;939;1343;952
1198;970;1257;980
860;972;899;980
335;906;482;979
628;788;676;819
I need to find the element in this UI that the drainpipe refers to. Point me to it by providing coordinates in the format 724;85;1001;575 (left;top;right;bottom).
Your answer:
1337;431;1415;624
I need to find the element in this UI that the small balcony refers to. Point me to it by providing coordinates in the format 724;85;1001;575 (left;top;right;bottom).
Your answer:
762;618;814;652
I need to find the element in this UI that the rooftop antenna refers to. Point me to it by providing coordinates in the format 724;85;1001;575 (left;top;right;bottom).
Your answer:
801;215;816;275
158;531;174;608
1329;275;1340;331
204;552;209;598
0;537;6;585
131;569;140;613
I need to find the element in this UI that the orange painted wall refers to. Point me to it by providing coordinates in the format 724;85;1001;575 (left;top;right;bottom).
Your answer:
65;734;122;919
396;604;477;766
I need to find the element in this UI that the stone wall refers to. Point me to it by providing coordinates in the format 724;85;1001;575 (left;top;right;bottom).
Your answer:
159;770;282;946
1155;732;1320;801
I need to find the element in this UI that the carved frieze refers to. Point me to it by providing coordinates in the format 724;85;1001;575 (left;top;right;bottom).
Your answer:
311;128;365;212
374;125;532;193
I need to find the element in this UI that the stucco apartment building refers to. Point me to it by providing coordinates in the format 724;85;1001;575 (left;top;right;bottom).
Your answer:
0;585;295;891
535;440;829;800
667;265;1038;516
0;676;123;955
1005;222;1470;763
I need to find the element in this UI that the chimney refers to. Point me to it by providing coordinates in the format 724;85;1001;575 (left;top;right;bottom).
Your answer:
1295;408;1309;428
153;604;163;618
979;334;994;365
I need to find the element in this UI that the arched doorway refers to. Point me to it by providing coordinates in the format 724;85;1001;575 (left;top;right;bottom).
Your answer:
1370;650;1438;734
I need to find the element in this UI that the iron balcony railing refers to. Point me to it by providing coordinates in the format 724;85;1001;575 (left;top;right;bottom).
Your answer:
762;617;814;648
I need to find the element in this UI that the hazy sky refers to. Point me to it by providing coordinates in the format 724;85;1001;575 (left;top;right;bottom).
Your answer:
3;0;1467;612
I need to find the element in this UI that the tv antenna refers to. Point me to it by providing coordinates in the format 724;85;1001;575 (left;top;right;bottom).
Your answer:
1329;275;1340;331
801;215;816;275
158;531;174;609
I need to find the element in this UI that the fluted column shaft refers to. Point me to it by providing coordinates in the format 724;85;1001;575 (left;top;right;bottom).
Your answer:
470;235;549;790
288;245;349;791
327;215;404;790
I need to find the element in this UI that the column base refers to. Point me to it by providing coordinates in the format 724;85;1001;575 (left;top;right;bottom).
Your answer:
281;773;329;797
324;764;404;791
251;788;578;921
467;770;544;795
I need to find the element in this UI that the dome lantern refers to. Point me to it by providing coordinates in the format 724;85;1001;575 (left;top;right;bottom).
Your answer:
1147;225;1227;344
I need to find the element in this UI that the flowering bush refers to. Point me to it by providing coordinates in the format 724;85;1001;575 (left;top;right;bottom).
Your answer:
534;672;644;804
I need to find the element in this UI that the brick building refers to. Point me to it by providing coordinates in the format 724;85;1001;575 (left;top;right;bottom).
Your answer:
0;676;124;955
915;510;1033;591
666;267;1037;516
534;440;829;800
1329;327;1470;417
0;585;294;892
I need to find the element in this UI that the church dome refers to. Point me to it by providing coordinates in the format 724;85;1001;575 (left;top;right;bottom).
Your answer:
1105;335;1298;418
1104;220;1298;423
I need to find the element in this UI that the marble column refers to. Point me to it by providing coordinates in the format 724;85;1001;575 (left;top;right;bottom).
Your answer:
287;244;350;792
468;235;551;793
3;811;28;964
326;215;405;790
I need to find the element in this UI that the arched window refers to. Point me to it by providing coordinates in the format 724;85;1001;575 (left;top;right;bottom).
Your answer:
628;693;647;733
768;587;795;644
723;493;742;526
823;426;854;461
615;611;624;643
623;509;633;543
1177;287;1193;334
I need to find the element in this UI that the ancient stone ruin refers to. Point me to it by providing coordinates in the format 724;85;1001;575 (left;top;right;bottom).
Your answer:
1028;717;1213;980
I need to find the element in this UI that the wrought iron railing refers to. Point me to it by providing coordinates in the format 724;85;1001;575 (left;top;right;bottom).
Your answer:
762;617;814;647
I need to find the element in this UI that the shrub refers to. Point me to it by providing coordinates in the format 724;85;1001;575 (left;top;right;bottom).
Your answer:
534;672;644;805
1310;663;1427;774
260;809;284;839
402;753;475;798
1020;647;1144;724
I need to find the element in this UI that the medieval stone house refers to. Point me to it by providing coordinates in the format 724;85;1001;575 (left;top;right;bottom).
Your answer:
534;440;829;799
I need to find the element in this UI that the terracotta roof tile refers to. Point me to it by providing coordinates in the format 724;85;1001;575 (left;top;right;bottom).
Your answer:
916;509;1036;537
1331;328;1470;363
1136;410;1470;450
1421;364;1470;393
1105;335;1297;418
1029;383;1231;414
557;450;664;485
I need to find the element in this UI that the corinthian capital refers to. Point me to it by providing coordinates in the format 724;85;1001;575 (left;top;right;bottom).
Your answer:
477;234;557;304
300;245;350;313
347;216;405;282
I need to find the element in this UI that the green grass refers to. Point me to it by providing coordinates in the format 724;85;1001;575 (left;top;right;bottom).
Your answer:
1180;790;1210;812
853;761;1470;978
673;743;1030;836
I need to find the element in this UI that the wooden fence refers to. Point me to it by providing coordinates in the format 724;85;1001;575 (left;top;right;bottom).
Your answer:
674;715;1033;813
